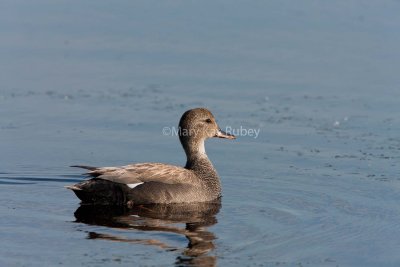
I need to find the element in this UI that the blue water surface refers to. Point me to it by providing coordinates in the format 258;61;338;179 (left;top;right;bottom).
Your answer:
1;1;400;266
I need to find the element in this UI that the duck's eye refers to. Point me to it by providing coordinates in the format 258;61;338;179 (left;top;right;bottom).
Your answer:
205;118;212;123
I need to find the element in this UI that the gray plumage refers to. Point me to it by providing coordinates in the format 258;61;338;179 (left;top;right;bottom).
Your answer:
66;108;235;205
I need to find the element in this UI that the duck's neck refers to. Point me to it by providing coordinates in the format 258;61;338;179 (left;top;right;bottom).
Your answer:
182;139;221;191
185;150;215;174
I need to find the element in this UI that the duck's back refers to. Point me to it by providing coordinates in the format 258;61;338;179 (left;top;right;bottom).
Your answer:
67;163;221;205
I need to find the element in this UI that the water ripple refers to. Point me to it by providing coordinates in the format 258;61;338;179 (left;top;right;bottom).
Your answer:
0;176;83;184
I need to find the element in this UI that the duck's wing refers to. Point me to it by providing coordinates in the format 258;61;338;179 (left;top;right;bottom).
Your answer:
72;163;195;186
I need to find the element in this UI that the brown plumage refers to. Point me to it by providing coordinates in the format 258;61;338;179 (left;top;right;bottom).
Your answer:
66;108;235;205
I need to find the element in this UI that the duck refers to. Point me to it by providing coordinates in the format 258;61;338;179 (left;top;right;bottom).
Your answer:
66;108;235;205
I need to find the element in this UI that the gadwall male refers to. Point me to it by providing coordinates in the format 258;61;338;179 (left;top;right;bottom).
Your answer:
67;108;235;205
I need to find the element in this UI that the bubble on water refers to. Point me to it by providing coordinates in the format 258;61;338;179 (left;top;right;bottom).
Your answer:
334;121;340;127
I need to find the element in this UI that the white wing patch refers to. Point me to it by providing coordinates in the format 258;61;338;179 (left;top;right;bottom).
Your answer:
127;182;144;189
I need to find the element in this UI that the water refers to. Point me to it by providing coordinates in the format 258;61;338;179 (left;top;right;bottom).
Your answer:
1;1;400;266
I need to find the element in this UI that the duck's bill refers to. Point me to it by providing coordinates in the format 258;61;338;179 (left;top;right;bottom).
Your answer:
215;129;236;139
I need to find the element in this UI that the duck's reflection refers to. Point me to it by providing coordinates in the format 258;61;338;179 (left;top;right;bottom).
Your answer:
74;200;221;266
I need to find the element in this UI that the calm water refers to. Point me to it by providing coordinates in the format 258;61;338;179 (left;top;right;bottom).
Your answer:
1;1;400;266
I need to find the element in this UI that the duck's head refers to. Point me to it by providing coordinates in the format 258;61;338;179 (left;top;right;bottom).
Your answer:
178;108;235;157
